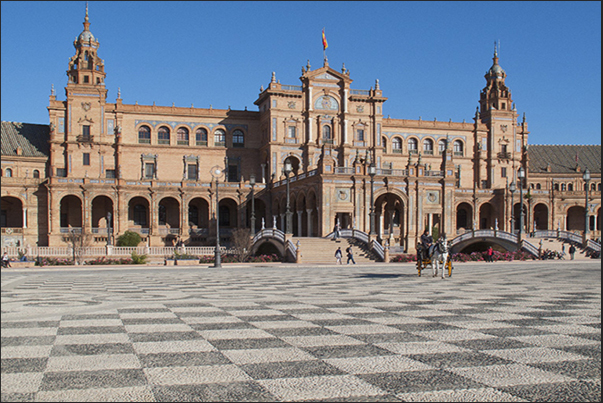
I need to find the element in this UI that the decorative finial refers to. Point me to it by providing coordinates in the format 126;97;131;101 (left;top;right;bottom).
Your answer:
522;112;526;123
375;79;380;90
51;84;55;96
117;87;121;98
494;40;497;57
306;59;311;70
271;72;276;83
85;2;89;22
341;63;346;73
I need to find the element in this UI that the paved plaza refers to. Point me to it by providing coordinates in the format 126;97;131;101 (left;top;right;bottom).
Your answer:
1;260;600;402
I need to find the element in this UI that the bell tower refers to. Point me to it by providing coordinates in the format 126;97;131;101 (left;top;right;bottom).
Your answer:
66;2;107;97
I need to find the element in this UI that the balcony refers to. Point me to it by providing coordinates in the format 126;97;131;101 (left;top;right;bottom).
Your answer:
76;135;93;143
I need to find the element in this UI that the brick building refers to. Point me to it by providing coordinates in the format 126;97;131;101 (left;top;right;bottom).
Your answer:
1;9;601;252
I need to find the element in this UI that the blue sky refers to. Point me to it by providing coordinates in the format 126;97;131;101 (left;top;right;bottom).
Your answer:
1;1;600;145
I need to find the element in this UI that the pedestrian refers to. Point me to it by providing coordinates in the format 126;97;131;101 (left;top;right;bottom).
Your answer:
346;246;356;265
569;244;576;260
333;223;341;240
486;246;494;262
334;247;343;264
2;252;11;268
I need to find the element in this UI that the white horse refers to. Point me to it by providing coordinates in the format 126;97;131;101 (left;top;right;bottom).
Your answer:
430;238;450;279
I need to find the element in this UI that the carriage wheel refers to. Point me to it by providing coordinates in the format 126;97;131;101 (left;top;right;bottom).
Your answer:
417;261;422;277
446;259;453;277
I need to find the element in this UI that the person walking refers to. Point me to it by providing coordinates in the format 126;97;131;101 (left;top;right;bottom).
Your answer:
486;246;494;262
333;223;341;240
346;246;356;265
569;244;576;260
2;252;11;268
334;247;343;264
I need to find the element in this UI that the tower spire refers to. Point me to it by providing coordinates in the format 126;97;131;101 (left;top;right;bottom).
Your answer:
83;2;90;31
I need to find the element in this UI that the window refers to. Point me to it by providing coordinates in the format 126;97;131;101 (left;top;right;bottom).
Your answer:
501;144;508;154
561;183;566;191
214;129;225;146
501;167;507;178
83;153;90;166
138;126;151;144
83;75;89;83
356;128;365;142
188;205;198;226
232;129;244;148
106;169;116;178
438;140;446;154
408;138;418;154
33;170;40;178
158;205;166;225
481;180;488;189
392;137;402;153
187;164;197;180
568;183;573;191
287;126;296;138
177;127;189;145
423;139;434;155
196;128;208;146
133;204;147;226
227;163;238;182
5;168;12;177
56;168;67;177
322;126;332;144
144;163;155;179
219;205;230;226
453;140;464;156
158;126;170;145
82;125;91;141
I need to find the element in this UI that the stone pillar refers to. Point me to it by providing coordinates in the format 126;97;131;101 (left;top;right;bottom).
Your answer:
296;210;303;236
306;209;313;237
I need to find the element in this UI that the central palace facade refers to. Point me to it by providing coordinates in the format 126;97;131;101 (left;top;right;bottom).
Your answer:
1;9;601;253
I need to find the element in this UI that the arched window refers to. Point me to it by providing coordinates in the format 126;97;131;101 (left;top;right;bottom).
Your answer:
214;129;226;146
177;127;189;145
322;125;332;143
591;183;597;191
536;183;541;190
138;125;151;144
381;136;387;151
5;168;13;177
196;128;208;146
453;140;464;156
392;137;402;153
568;183;573;191
133;204;147;226
232;129;244;148
408;138;418;154
438;140;446;154
33;170;40;178
423;139;434;155
158;126;170;145
561;183;566;191
554;183;559;191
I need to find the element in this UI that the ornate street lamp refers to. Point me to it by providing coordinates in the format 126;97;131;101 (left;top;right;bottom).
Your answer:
107;211;112;246
284;161;292;234
509;180;516;233
583;167;591;237
368;163;376;235
210;165;224;268
517;166;525;243
249;174;256;236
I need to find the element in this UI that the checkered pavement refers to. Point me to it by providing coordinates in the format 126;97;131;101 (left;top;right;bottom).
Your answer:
1;261;600;402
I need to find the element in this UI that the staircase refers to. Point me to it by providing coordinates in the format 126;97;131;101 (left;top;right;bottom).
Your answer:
528;236;592;260
291;237;378;264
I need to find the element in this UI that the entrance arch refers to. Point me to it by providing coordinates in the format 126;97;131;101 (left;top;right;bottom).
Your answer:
456;202;472;232
479;203;495;229
566;206;585;231
533;203;549;230
1;196;23;228
60;195;82;229
91;195;114;230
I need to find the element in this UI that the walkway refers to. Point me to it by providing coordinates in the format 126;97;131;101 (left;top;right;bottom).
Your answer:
1;261;600;402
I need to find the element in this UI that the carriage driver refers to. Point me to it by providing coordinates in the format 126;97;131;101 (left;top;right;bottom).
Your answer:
418;229;434;261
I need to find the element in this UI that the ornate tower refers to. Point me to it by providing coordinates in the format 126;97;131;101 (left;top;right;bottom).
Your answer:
477;43;521;189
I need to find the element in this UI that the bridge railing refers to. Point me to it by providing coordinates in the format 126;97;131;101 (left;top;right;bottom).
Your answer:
371;240;384;261
520;241;539;257
252;228;285;244
586;239;601;252
285;239;297;262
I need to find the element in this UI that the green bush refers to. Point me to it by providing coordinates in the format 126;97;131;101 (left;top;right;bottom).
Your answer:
131;251;148;264
117;231;142;247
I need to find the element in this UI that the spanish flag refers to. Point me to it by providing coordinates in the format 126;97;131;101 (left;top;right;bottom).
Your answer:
322;29;328;50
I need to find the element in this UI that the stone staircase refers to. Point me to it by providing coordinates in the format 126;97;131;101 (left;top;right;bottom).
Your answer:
527;236;592;260
291;237;378;264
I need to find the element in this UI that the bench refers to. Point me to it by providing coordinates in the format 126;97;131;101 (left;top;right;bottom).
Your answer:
6;261;36;268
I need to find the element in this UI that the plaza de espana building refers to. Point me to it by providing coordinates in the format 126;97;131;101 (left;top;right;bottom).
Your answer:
1;10;601;253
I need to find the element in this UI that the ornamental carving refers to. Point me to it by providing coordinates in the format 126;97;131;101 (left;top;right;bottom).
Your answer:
81;102;91;111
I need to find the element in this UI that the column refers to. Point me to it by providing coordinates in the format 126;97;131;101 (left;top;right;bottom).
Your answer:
280;213;285;231
297;210;303;237
308;117;313;143
23;207;27;229
306;209;313;237
428;213;433;236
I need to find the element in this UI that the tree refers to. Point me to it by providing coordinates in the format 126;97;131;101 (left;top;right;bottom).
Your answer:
117;230;142;247
231;227;252;262
65;228;93;265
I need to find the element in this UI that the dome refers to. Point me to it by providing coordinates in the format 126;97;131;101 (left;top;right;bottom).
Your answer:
78;29;95;42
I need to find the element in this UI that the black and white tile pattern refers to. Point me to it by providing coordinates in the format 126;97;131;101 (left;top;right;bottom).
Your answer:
2;261;600;402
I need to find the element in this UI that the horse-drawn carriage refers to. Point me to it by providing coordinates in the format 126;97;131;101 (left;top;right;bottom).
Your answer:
416;238;453;278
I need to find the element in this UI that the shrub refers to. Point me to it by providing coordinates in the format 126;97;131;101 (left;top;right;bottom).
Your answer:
117;231;142;247
86;256;133;265
170;251;199;260
131;251;148;264
391;254;417;263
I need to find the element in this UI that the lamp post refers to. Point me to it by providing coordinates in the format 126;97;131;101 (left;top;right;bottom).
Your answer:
368;163;376;235
249;174;256;236
106;211;112;246
210;165;224;268
509;181;516;233
583;167;591;238
517;167;525;243
284;161;292;234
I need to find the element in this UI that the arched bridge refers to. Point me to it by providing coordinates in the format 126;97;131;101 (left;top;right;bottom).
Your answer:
450;229;539;256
